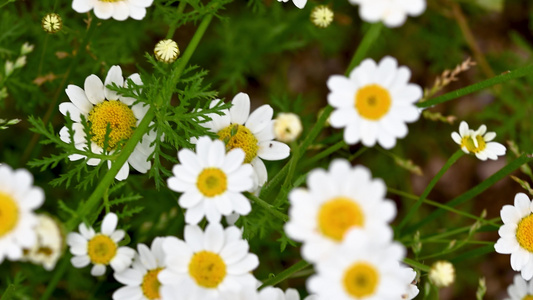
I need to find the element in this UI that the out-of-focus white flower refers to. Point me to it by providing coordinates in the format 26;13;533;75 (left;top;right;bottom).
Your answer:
504;274;533;300
278;0;307;9
23;215;63;271
72;0;153;21
428;261;455;287
348;0;426;28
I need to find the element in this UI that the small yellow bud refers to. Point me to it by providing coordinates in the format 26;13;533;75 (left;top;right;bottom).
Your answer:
42;13;63;34
274;113;303;143
154;39;180;64
311;5;334;28
429;261;455;288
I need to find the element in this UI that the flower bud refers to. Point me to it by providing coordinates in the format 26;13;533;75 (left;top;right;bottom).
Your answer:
429;261;455;288
311;5;334;28
154;39;180;64
42;13;63;34
274;112;303;143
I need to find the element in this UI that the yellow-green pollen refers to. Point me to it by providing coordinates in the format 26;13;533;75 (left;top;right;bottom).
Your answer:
517;214;533;252
88;101;136;150
343;262;379;298
460;135;486;153
0;192;19;237
318;197;364;241
87;234;117;265
355;84;392;121
217;124;258;164
142;268;163;299
188;251;227;288
196;168;228;197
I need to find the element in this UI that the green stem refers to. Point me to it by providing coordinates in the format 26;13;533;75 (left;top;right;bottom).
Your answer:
166;0;188;39
397;150;464;232
346;23;383;76
301;140;346;168
273;144;300;206
406;154;533;234
403;257;430;272
39;256;69;300
418;64;533;108
259;260;310;289
245;192;288;222
388;187;499;227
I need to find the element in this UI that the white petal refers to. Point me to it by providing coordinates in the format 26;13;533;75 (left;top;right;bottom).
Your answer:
91;264;107;276
59;103;82;122
111;1;130;21
66;85;93;114
257;141;290;161
230;93;250;125
72;0;94;13
204;223;225;253
114;268;143;285
245;105;273;134
93;1;114;20
84;75;105;104
102;212;118;235
71;255;91;268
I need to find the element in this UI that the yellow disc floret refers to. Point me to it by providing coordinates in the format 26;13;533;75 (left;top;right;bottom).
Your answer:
217;124;258;164
460;135;486;153
88;100;137;150
343;262;380;298
87;234;117;265
318;197;364;241
517;214;533;252
197;168;228;197
523;295;533;300
142;268;163;299
0;192;19;237
355;84;392;121
188;251;227;288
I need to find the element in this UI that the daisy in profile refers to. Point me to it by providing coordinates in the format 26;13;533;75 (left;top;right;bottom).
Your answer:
451;121;506;161
495;193;533;280
67;212;135;276
348;0;426;28
0;164;44;263
167;136;254;224
284;159;396;262
159;223;259;300
307;229;407;299
327;56;422;149
113;237;167;300
504;274;533;300
59;65;156;181
277;0;307;9
72;0;153;21
22;214;63;270
198;93;290;188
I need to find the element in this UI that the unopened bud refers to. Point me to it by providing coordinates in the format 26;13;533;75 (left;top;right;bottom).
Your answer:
274;112;303;143
42;13;63;34
154;39;180;64
311;5;334;28
429;261;455;288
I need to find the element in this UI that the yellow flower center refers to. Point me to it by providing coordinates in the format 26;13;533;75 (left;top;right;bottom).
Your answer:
197;168;228;197
460;135;486;153
517;214;533;252
318;197;364;241
355;84;392;121
523;295;533;300
217;124;258;164
188;251;227;288
87;234;117;265
88;101;137;150
343;262;380;298
0;192;19;237
142;268;163;300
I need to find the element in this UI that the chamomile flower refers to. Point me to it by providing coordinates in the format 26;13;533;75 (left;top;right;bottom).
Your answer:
277;0;307;9
59;65;156;181
67;212;135;276
348;0;426;28
72;0;153;21
504;274;533;300
284;159;396;262
22;215;63;271
495;193;533;280
451;121;506;161
113;237;167;300
159;223;259;300
0;164;44;263
167;136;254;225
327;56;422;149
307;229;407;300
401;267;419;300
198;93;290;188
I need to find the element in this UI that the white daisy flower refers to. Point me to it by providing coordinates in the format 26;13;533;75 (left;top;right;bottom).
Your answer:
451;121;506;161
504;274;533;300
495;193;533;280
348;0;426;28
59;65;156;181
401;267;419;300
159;223;259;300
72;0;153;21
67;212;135;276
22;214;63;271
307;229;407;299
277;0;307;9
327;56;422;149
167;136;254;225
284;159;396;263
198;92;291;188
0;164;44;263
113;237;167;300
